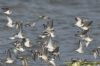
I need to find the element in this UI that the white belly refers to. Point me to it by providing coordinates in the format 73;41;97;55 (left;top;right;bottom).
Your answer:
5;58;14;64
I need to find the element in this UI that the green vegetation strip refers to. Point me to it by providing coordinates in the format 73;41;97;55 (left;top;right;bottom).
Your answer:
64;61;100;66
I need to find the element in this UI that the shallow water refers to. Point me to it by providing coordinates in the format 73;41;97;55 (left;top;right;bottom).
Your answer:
0;0;100;66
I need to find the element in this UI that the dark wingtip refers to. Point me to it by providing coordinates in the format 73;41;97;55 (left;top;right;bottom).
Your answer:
1;7;9;10
43;24;47;29
75;17;78;21
90;21;93;24
88;20;93;26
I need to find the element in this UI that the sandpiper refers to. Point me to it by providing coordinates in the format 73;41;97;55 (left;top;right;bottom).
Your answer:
31;49;39;61
92;48;100;59
22;38;32;48
75;29;89;38
12;41;25;53
40;31;54;39
16;55;28;66
9;23;24;40
75;17;93;30
38;53;48;62
25;22;36;28
39;31;49;39
82;36;93;42
82;36;93;47
2;7;12;15
75;30;92;47
75;40;84;53
6;16;20;29
10;30;24;40
5;49;14;64
81;19;93;30
51;46;60;59
15;46;25;52
48;58;56;66
75;17;83;28
41;20;55;38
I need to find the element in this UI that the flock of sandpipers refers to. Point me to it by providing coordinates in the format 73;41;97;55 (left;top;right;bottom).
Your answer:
0;7;100;66
75;17;93;53
0;7;59;66
74;17;100;59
